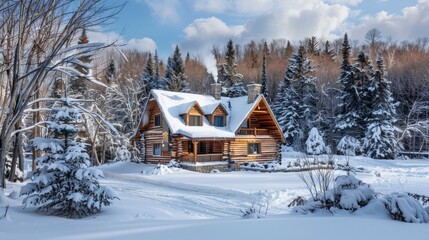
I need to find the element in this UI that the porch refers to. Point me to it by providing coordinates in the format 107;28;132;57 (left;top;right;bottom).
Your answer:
178;139;228;163
237;128;274;136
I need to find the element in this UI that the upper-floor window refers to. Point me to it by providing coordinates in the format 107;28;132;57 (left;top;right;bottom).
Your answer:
189;115;201;126
154;114;161;127
213;116;225;127
241;119;249;128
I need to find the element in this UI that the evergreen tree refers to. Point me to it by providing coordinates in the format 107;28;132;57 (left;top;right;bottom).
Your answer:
70;29;90;96
20;98;116;218
322;40;336;60
362;56;397;159
284;40;294;59
164;46;189;92
105;59;116;84
354;51;374;136
306;36;319;56
335;33;360;138
154;50;161;85
261;41;269;100
140;53;155;95
218;39;244;96
273;46;317;150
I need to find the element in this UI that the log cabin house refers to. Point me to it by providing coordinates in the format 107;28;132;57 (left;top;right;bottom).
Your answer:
132;83;284;166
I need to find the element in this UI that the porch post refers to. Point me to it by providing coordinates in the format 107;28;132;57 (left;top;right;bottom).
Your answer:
192;140;198;163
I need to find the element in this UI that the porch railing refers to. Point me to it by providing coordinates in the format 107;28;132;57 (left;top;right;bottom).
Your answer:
181;153;224;162
237;128;271;135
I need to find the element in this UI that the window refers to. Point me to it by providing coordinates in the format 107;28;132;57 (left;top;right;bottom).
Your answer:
213;116;225;127
153;143;161;156
188;141;207;154
241;119;249;128
248;142;261;155
154;114;161;127
189;115;201;126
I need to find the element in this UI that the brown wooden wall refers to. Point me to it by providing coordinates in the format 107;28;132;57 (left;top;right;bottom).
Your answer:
230;136;279;162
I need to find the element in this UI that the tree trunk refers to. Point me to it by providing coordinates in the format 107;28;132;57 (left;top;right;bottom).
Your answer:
0;138;7;188
9;122;23;182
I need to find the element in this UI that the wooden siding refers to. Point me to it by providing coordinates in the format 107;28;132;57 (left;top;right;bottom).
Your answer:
230;136;279;162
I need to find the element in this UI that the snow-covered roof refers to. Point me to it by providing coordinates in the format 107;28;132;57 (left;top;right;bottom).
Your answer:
149;89;264;139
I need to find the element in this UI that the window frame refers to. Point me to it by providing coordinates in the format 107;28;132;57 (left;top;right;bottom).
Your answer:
247;142;261;155
154;114;161;127
153;143;162;156
213;115;225;127
189;115;202;126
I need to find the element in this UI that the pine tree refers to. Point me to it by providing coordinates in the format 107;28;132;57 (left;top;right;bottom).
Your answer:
306;127;326;155
20;98;116;218
354;51;374;136
140;53;155;96
154;50;161;87
261;41;269;100
284;41;294;59
335;33;360;138
306;36;319;56
322;40;336;60
105;59;116;84
164;46;189;92
273;46;317;150
362;56;397;159
70;29;90;96
218;39;244;95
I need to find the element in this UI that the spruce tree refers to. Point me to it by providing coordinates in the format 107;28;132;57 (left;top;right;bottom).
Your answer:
140;53;155;95
335;33;360;138
354;51;374;136
261;41;269;100
273;46;317;150
70;29;90;97
164;46;189;92
20;98;116;218
105;60;116;84
218;39;245;97
362;56;397;159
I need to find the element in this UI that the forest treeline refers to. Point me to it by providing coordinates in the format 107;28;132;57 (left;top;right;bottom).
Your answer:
99;29;429;155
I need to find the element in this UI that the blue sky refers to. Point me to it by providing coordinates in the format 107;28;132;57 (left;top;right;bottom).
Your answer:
94;0;426;60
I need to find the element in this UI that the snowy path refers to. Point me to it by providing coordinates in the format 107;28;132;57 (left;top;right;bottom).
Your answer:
102;171;290;218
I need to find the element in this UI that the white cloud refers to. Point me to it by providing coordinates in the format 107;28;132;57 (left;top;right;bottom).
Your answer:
325;0;362;6
144;0;180;23
193;0;228;13
182;0;349;55
348;0;429;42
125;38;157;53
87;29;157;53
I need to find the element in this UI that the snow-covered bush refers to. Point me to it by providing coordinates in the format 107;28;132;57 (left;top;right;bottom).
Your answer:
294;173;376;213
383;193;429;223
113;146;131;161
337;135;361;156
306;128;326;155
333;175;376;211
167;159;180;168
20;101;117;218
241;205;262;219
151;164;173;175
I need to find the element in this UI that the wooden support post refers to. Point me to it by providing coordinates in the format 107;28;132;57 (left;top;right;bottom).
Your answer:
192;140;198;163
254;127;257;136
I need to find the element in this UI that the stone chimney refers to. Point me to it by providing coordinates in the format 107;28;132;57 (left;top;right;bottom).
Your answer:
211;83;222;100
247;83;262;103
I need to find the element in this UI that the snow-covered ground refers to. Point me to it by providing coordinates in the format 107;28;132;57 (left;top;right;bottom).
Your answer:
1;154;429;239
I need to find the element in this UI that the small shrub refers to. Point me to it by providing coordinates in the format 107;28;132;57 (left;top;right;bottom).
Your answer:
167;159;180;168
383;193;429;223
288;196;308;207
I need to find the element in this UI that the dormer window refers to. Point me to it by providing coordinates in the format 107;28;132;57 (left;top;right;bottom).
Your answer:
189;115;201;126
213;115;225;127
154;114;161;127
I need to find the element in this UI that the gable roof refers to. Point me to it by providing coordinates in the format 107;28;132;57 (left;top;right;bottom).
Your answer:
140;89;282;140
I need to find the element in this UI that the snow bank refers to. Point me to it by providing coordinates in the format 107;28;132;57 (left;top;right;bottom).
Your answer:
151;164;173;175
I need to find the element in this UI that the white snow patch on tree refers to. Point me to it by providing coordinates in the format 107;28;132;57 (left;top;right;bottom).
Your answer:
306;128;326;155
337;135;361;156
383;193;429;223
